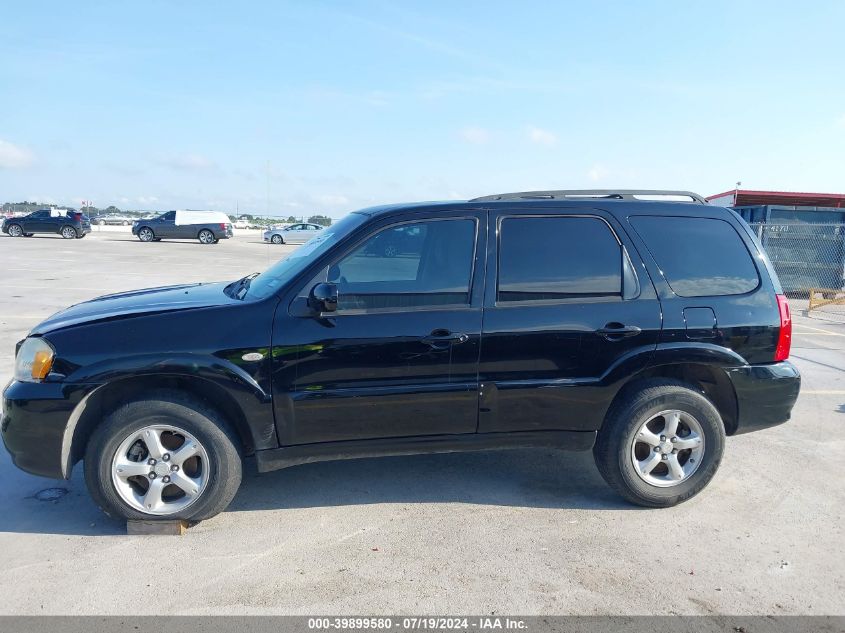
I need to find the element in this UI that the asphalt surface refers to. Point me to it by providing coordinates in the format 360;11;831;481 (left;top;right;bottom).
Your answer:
0;227;843;615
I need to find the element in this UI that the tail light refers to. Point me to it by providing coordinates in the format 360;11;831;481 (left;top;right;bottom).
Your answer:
774;294;792;361
220;223;228;230
73;212;82;220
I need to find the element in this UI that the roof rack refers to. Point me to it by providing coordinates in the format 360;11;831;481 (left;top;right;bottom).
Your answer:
470;189;708;204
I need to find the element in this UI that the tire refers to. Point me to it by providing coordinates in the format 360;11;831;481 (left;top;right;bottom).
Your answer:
122;221;129;226
61;225;78;239
593;379;725;508
98;219;106;226
7;223;23;237
198;229;215;244
84;392;242;522
271;234;283;244
138;227;155;242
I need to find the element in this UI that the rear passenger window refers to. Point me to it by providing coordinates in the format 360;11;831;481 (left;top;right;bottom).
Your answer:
630;216;759;297
498;216;622;302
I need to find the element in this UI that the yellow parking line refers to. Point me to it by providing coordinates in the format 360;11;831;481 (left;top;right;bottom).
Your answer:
794;323;845;336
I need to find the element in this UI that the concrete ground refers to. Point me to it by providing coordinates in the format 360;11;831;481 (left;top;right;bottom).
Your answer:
0;227;843;615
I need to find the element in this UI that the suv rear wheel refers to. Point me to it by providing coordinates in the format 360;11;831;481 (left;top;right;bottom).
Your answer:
198;229;215;244
593;380;725;507
84;393;242;522
61;226;78;239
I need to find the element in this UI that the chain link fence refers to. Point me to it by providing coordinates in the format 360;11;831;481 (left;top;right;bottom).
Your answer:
748;222;845;321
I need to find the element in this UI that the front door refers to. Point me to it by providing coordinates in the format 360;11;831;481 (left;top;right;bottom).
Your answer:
24;211;51;233
478;210;662;433
271;212;486;445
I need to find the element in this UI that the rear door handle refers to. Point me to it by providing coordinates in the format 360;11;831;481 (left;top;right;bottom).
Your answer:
422;330;469;348
597;323;642;341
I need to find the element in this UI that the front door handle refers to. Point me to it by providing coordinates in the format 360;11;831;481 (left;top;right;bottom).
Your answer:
597;323;642;341
422;330;469;349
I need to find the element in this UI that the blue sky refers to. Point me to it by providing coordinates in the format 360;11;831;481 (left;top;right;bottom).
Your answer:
2;1;844;217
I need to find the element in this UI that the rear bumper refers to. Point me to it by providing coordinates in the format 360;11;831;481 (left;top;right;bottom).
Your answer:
726;360;800;435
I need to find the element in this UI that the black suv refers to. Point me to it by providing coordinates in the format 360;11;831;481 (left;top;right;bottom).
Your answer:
2;209;92;239
1;190;799;522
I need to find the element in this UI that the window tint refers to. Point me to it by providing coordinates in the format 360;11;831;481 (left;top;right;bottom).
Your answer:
328;219;476;311
498;216;622;302
630;216;759;297
158;211;175;221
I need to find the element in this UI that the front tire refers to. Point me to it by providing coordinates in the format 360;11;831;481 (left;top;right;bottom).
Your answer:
7;223;23;237
84;392;242;522
138;227;155;242
271;234;283;244
593;380;725;508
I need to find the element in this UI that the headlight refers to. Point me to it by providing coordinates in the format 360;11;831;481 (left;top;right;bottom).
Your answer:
14;337;55;382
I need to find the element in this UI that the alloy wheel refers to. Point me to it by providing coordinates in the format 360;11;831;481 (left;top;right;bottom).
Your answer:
199;230;214;244
139;228;154;242
630;409;705;487
8;224;23;237
62;226;77;239
111;424;211;516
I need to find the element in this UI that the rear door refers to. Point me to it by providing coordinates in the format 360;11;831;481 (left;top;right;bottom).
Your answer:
478;209;662;433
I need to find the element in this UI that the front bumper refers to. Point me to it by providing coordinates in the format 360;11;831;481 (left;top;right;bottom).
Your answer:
727;360;801;435
1;379;93;479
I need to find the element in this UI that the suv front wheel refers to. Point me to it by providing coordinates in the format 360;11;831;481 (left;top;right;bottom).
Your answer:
593;379;725;507
84;392;242;522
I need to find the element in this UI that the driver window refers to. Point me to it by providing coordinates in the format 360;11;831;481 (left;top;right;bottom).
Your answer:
327;218;476;311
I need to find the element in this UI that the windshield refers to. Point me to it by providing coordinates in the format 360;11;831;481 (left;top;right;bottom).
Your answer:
246;212;367;300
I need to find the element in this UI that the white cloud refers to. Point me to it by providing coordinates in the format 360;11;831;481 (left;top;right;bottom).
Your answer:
587;164;609;182
0;139;34;168
459;126;491;144
158;153;217;171
527;126;558;146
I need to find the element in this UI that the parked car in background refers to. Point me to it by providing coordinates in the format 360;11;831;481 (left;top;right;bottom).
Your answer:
263;222;323;244
132;210;233;244
92;214;134;226
1;189;799;522
1;208;92;239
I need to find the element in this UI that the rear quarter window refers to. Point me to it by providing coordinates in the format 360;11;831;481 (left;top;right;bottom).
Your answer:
629;216;760;297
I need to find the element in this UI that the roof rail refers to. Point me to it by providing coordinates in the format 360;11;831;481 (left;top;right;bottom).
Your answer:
470;189;708;204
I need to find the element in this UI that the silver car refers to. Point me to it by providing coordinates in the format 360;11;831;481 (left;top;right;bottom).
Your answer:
263;222;324;244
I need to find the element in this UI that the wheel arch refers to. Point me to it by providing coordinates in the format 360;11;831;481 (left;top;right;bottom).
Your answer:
609;363;739;436
64;374;259;478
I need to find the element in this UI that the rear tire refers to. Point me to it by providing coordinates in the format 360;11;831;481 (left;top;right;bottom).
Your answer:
84;392;242;522
593;379;725;508
61;225;78;239
198;229;215;244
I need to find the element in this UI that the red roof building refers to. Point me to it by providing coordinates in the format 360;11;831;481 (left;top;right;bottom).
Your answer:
707;189;845;208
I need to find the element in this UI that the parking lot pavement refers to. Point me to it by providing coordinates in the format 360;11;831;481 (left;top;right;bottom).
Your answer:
0;229;843;615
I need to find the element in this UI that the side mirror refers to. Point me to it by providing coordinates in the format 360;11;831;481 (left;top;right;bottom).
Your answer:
308;282;338;313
